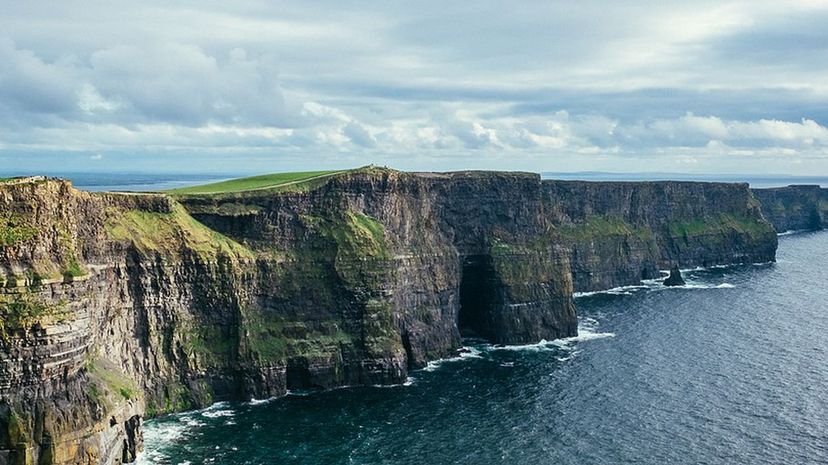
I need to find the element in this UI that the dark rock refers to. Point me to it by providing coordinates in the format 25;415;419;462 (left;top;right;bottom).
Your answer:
0;169;780;463
752;185;828;233
663;266;686;286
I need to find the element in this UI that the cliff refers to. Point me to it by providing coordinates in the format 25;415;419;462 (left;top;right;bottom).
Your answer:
543;181;777;291
0;170;777;464
752;185;828;233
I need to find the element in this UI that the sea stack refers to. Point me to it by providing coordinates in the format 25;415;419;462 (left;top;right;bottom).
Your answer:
663;265;686;286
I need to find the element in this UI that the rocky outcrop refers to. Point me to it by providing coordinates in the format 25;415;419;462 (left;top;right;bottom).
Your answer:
663;266;685;287
752;185;828;233
0;170;778;464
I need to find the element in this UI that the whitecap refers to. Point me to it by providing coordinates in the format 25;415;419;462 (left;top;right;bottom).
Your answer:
201;408;235;419
553;327;616;346
285;389;312;397
574;284;648;298
371;377;416;388
136;419;191;465
662;282;735;290
778;229;808;236
485;324;615;354
556;350;582;362
420;346;484;372
488;340;557;352
246;396;277;406
180;415;206;428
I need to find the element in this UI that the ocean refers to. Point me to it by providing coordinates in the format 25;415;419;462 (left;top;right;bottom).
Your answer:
137;231;828;465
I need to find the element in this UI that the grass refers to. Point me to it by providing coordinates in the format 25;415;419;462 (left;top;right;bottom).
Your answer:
555;215;655;242
86;358;140;405
5;408;30;446
0;212;39;246
166;170;346;195
0;295;70;340
667;213;773;238
105;204;253;259
243;309;359;363
181;324;238;367
328;211;390;259
61;259;85;280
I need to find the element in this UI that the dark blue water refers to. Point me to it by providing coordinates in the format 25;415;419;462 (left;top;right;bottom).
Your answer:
138;232;828;465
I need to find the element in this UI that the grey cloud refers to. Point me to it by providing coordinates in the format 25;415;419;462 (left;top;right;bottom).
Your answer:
1;0;828;174
89;44;297;127
0;39;300;128
0;39;81;116
707;10;828;68
342;121;376;147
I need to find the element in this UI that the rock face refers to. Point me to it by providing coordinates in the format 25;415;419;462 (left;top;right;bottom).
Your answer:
752;185;828;233
662;266;686;287
543;180;777;292
0;170;778;464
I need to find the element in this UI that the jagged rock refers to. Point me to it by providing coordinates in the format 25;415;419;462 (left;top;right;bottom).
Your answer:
0;170;779;464
663;266;686;286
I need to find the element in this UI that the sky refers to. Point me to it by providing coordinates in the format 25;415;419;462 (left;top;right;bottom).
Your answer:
1;0;828;175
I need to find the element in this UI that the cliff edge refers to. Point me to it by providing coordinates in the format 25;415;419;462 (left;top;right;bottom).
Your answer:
0;170;777;464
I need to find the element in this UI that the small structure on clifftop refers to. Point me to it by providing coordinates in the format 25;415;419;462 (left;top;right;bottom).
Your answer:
663;265;686;286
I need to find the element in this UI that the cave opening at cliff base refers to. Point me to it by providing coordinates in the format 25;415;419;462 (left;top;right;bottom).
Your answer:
458;255;499;342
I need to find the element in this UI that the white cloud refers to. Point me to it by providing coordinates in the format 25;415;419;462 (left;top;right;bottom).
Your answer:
1;1;828;173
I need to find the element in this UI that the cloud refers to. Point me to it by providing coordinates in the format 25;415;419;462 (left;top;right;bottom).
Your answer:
0;38;81;117
342;121;376;147
0;1;827;174
617;114;828;149
0;39;298;128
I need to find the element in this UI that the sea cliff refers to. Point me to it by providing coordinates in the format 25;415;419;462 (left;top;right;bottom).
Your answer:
752;185;828;233
0;169;777;464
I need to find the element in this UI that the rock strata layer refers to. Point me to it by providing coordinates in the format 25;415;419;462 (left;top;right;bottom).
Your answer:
752;185;828;233
0;169;777;464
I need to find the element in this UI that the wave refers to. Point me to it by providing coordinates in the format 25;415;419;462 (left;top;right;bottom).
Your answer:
552;326;616;347
372;377;415;388
415;323;615;372
247;396;277;406
576;275;736;298
420;346;484;372
179;415;206;428
556;350;582;362
778;229;810;236
662;282;735;290
574;284;648;298
475;322;616;355
136;414;195;465
201;407;236;419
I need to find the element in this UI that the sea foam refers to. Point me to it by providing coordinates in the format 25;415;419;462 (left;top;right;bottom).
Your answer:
420;346;484;372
